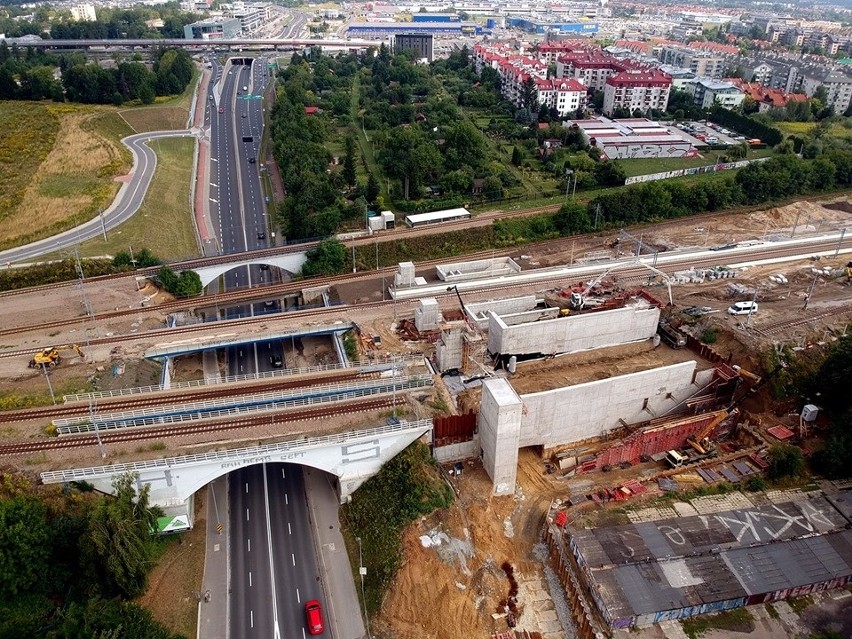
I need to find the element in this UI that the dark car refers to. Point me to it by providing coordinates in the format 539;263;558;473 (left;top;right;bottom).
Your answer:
257;231;265;240
241;113;247;118
270;354;283;368
218;107;224;113
248;157;256;164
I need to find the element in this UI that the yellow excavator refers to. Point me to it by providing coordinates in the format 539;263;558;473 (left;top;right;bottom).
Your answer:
28;344;85;369
686;409;733;455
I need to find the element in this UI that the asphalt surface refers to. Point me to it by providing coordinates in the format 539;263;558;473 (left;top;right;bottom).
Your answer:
228;464;327;639
0;129;196;265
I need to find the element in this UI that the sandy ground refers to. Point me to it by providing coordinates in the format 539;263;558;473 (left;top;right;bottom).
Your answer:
2;196;852;638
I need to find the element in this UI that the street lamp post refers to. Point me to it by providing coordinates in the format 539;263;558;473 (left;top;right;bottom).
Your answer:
564;169;573;202
355;536;371;638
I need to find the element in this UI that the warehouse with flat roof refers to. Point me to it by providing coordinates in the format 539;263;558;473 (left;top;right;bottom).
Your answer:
564;494;852;629
346;21;481;37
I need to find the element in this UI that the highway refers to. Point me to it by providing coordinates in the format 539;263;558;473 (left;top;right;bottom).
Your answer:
210;57;321;639
229;464;326;639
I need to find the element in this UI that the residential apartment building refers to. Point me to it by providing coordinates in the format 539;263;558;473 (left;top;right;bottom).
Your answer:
537;40;598;64
728;79;808;112
70;3;96;22
555;51;630;93
685;78;745;109
603;70;672;116
743;61;774;84
534;78;587;116
394;33;434;61
659;46;727;79
800;68;852;114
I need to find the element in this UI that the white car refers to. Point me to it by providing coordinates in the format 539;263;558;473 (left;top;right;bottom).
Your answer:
728;301;758;316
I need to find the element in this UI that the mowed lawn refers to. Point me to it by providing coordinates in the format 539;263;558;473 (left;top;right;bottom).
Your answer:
77;137;200;260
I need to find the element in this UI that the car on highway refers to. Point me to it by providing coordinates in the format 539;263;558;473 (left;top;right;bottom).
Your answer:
305;600;324;635
241;113;247;118
270;354;283;368
218;107;224;113
257;231;265;240
249;157;256;164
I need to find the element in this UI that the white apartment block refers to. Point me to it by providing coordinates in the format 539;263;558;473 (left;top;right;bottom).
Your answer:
800;69;852;114
603;70;672;116
70;3;97;21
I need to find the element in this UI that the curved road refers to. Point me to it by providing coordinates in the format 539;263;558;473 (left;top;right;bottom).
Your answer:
0;129;197;265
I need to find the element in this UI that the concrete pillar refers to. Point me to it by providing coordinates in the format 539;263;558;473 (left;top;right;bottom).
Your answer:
478;378;523;496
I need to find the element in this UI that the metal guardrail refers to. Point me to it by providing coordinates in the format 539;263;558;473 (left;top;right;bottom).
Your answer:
54;375;432;431
63;355;425;403
41;418;434;484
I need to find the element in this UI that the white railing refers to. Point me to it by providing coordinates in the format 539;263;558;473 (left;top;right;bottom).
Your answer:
55;378;433;435
63;355;425;402
54;374;430;428
41;418;434;483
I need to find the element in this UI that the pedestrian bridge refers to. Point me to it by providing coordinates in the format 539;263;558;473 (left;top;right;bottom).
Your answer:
40;419;432;507
193;252;309;288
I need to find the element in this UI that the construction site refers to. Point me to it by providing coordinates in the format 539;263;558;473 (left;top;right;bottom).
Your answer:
1;198;851;639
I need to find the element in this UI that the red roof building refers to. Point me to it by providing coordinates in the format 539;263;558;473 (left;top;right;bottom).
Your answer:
726;78;808;112
603;70;672;116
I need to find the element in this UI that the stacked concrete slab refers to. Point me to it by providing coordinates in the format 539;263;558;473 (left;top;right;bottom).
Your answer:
465;295;539;330
487;302;660;357
394;261;416;287
478;361;708;495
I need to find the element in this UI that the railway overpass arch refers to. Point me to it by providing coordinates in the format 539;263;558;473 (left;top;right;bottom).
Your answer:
40;419;432;525
193;252;309;288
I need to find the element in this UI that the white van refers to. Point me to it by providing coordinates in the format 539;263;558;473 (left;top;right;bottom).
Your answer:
728;301;758;315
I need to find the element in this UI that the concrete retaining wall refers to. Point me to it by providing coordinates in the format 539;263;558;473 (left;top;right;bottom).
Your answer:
437;257;521;282
433;439;479;463
487;305;660;356
466;295;538;329
519;361;699;448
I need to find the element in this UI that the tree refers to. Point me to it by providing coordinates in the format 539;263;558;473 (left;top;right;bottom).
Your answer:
302;238;346;277
520;76;538;112
554;200;590;235
0;496;53;599
86;473;160;599
365;173;380;204
483;175;503;200
767;443;805;480
342;135;357;188
511;146;523;166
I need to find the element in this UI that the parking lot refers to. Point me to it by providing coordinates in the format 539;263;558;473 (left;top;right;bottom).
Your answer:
666;120;750;147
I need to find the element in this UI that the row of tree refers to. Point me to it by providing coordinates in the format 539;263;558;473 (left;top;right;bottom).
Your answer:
0;45;195;104
0;473;184;638
582;151;847;231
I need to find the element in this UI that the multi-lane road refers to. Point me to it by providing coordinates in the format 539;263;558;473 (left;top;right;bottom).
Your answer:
206;56;324;639
229;465;326;639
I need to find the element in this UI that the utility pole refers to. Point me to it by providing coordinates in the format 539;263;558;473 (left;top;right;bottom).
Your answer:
41;363;56;405
803;271;819;311
835;228;846;258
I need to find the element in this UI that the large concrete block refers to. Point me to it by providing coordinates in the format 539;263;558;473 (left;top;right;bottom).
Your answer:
488;305;660;356
518;361;699;448
478;378;523;496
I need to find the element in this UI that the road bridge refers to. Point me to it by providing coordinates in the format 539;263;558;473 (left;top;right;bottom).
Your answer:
12;37;381;51
40;418;433;522
144;322;352;359
191;250;308;287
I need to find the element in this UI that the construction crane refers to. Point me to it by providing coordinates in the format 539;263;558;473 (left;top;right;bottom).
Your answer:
686;409;732;455
569;260;675;310
28;344;85;369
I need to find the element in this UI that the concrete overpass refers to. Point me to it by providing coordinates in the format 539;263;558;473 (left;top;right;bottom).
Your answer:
40;419;433;523
191;250;308;287
9;37;382;51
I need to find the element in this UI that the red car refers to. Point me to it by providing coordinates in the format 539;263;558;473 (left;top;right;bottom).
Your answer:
305;600;324;635
218;107;224;114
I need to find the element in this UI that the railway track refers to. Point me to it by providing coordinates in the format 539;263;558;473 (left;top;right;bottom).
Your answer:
1;236;850;362
0;396;396;457
753;303;852;336
0;369;367;423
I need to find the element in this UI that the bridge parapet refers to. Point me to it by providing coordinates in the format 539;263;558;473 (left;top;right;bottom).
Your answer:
41;418;433;504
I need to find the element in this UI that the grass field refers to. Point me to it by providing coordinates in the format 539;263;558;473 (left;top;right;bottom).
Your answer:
0;103;129;252
117;68;200;134
76;137;199;261
776;121;816;136
618;148;774;178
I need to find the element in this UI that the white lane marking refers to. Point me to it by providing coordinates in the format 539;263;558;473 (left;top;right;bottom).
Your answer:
250;610;254;628
246;508;250;521
291;553;295;566
247;538;251;552
246;482;249;493
261;464;282;637
288;522;291;535
285;493;288;505
296;587;300;603
210;182;218;187
209;198;218;203
249;571;252;587
302;629;306;639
